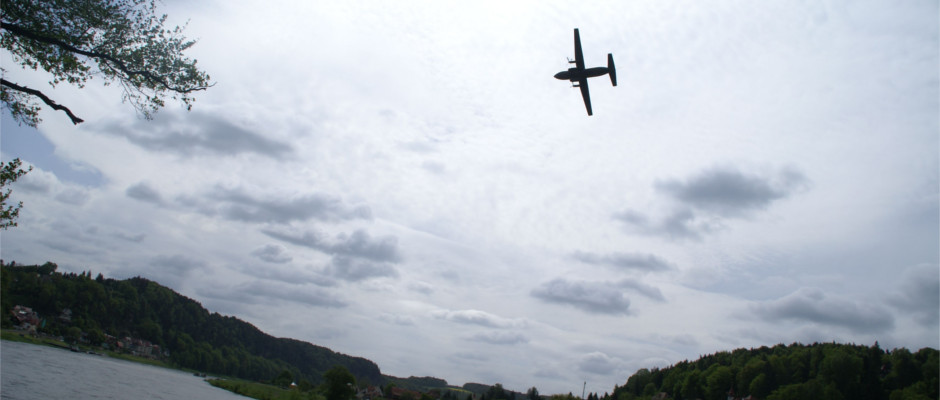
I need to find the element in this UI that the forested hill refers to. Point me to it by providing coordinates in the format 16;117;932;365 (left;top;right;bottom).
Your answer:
609;342;938;400
0;262;384;386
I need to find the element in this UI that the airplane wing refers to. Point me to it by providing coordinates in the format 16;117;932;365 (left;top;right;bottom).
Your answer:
573;28;585;70
578;78;593;116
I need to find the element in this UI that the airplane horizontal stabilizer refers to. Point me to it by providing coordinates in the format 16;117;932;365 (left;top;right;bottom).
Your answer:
608;53;617;87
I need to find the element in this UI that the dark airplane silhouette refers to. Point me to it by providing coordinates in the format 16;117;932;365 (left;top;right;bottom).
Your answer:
554;28;617;116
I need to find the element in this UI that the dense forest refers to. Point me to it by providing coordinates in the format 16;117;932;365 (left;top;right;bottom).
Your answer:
0;262;384;386
608;342;938;400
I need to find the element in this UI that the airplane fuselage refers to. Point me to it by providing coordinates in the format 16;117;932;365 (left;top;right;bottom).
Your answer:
554;67;610;82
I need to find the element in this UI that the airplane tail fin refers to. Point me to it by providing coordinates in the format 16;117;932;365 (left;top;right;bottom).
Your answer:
608;53;617;86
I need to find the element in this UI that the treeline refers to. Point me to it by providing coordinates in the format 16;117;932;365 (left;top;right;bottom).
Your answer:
385;376;456;393
380;377;530;400
462;383;525;399
0;262;384;386
609;342;938;400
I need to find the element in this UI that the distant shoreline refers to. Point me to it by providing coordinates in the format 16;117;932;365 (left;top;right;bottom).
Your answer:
2;330;179;371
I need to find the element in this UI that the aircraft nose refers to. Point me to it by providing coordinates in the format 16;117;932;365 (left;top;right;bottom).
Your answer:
553;71;565;80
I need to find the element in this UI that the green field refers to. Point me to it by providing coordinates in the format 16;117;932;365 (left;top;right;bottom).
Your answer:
1;330;69;347
208;378;325;400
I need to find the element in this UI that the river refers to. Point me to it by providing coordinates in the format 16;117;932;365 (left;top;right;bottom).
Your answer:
1;340;248;399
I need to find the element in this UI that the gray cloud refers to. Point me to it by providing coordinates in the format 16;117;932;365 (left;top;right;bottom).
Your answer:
126;182;164;205
251;244;293;264
751;288;894;333
408;281;434;295
150;254;205;275
531;279;632;315
141;254;206;288
262;229;400;263
432;309;523;328
421;161;446;174
531;278;663;314
113;231;146;243
193;188;372;224
572;251;673;273
243;282;347;307
659;209;722;239
656;166;809;217
578;352;621;375
325;256;398;282
616;166;808;240
619;279;666;302
39;238;100;256
888;264;939;326
378;313;416;326
450;351;490;363
54;187;89;205
534;368;566;380
614;208;722;241
100;112;293;158
200;281;347;308
330;231;402;263
468;331;529;345
238;262;338;287
655;334;699;347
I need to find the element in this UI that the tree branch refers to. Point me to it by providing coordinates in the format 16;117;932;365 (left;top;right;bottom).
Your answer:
1;21;208;94
1;78;84;124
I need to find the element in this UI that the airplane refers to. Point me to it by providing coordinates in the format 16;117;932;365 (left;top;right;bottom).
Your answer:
553;28;617;116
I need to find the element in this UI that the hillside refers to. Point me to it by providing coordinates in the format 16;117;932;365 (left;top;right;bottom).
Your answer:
0;262;383;385
608;342;938;400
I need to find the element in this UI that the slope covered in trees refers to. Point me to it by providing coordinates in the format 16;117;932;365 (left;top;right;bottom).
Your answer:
0;262;383;385
610;342;938;400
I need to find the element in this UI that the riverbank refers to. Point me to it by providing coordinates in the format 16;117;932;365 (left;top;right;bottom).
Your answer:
2;329;173;370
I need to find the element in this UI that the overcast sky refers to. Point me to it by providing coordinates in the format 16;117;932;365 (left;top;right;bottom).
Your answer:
1;0;937;395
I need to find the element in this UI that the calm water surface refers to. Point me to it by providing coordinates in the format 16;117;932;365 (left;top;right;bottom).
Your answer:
1;340;248;399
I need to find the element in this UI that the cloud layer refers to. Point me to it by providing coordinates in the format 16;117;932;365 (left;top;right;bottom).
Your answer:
1;1;935;395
